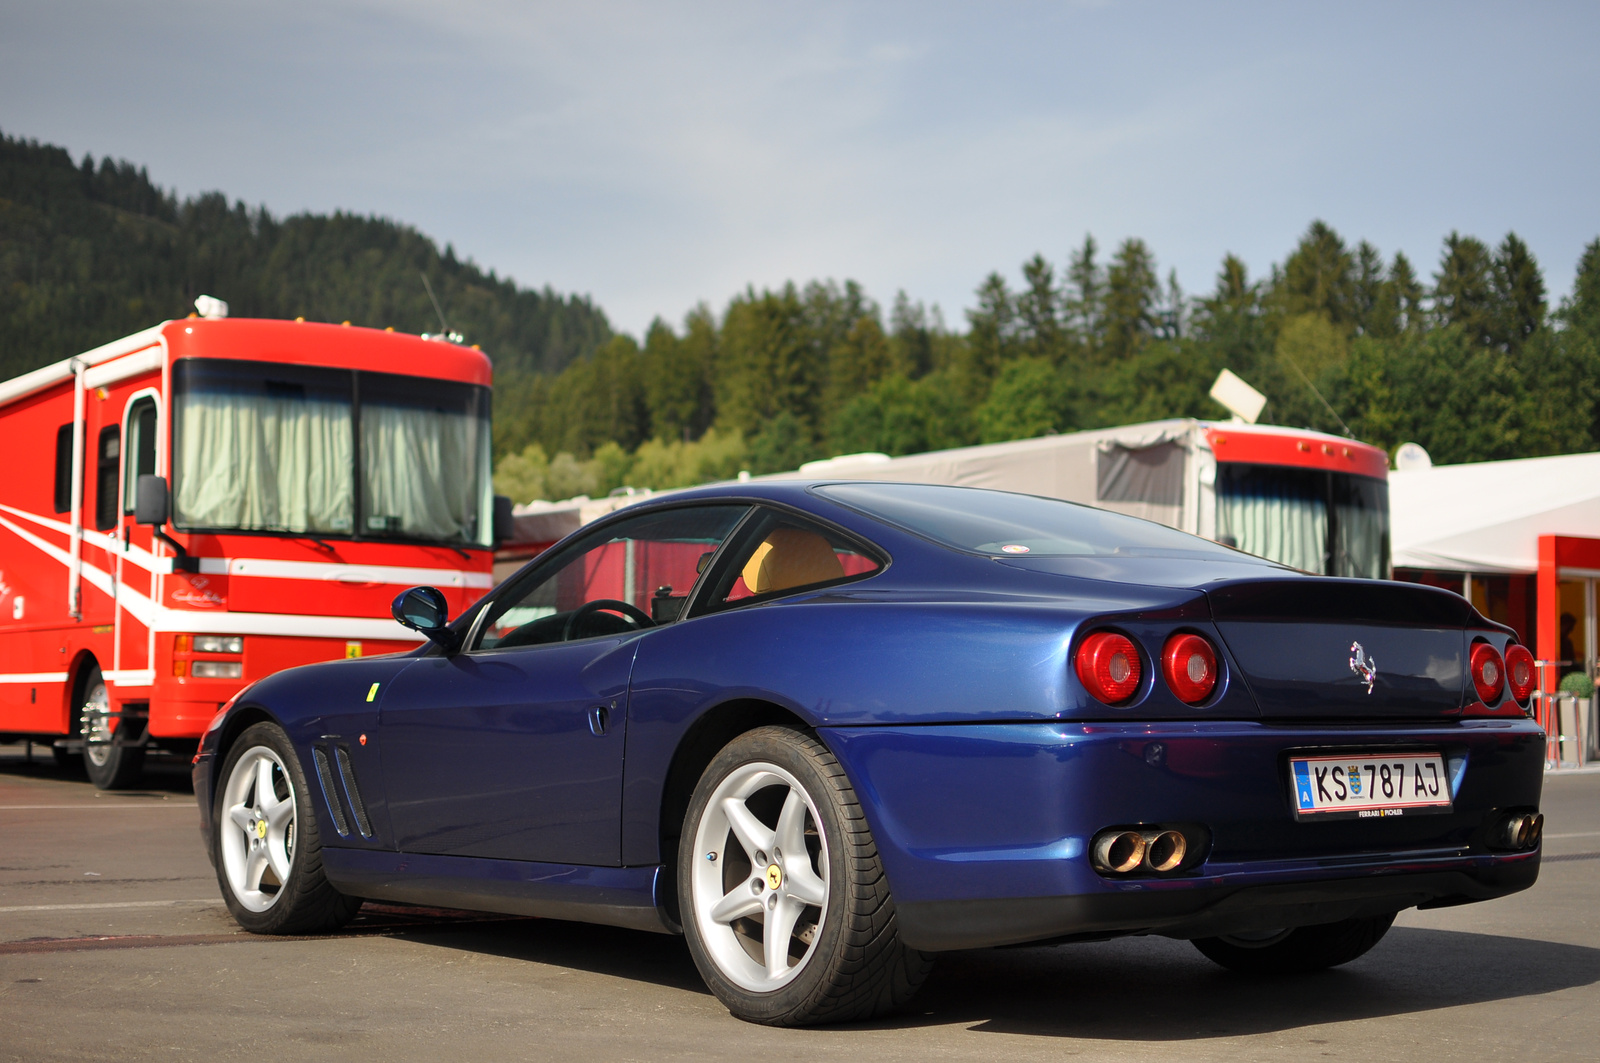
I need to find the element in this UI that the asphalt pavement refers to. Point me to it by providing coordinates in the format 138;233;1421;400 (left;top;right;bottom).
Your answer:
2;741;1598;1062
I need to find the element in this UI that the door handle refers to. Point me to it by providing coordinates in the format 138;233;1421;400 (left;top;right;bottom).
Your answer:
587;705;609;736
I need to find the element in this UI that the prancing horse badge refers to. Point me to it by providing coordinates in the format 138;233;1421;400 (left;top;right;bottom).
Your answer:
1349;641;1377;695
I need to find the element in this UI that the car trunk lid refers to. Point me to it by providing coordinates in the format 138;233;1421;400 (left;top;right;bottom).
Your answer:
1206;579;1473;719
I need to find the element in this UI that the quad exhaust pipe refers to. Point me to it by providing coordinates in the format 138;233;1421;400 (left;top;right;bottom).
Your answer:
1493;811;1543;851
1092;828;1190;875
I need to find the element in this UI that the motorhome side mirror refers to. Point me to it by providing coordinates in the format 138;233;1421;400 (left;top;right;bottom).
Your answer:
134;475;169;525
391;586;458;651
492;494;514;548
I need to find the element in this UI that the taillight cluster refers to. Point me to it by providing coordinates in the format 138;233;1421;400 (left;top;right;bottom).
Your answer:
1076;630;1219;706
1469;640;1537;709
1504;644;1536;703
1469;641;1504;704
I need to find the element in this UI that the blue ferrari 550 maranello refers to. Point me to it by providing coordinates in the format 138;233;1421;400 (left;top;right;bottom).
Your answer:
192;480;1544;1026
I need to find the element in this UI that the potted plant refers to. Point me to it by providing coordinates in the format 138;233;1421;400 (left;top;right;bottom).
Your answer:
1557;671;1597;763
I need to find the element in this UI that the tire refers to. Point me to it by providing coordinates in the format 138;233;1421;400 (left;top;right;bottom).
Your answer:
212;722;361;934
679;725;933;1026
79;666;145;790
1192;912;1398;974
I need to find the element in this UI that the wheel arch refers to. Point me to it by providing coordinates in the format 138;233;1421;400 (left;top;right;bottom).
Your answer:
202;705;282;809
655;697;815;927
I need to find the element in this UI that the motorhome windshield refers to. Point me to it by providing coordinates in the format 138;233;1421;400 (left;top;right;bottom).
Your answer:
1214;463;1389;579
172;359;492;548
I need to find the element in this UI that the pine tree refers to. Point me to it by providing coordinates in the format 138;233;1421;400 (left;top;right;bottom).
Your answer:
1432;232;1496;345
1275;221;1355;327
1102;239;1160;362
1491;232;1546;353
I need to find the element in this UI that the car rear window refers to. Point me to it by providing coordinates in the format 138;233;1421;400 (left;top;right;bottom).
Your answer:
814;482;1249;560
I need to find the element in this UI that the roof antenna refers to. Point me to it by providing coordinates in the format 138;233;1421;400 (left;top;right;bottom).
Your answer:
420;272;450;333
1279;353;1354;438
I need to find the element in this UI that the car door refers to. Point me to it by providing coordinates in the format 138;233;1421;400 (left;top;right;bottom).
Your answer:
377;503;750;867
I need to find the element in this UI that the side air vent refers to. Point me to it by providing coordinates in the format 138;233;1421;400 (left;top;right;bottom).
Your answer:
311;746;350;838
335;746;374;838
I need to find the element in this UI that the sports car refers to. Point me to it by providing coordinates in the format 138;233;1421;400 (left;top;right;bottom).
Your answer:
192;480;1544;1026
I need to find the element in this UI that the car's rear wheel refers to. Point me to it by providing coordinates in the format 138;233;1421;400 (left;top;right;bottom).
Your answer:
679;725;932;1025
1192;912;1397;974
213;722;361;934
80;666;144;790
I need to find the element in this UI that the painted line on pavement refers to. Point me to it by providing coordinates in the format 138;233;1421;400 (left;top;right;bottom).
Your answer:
0;804;193;810
0;899;218;914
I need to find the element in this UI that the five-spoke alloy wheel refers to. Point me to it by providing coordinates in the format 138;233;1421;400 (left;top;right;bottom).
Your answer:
212;723;360;934
680;726;931;1025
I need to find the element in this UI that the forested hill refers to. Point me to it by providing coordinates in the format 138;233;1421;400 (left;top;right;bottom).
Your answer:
492;225;1600;504
0;130;611;383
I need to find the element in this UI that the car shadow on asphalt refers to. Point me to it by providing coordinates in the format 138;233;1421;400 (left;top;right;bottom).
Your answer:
385;911;713;994
390;918;1600;1034
862;927;1600;1038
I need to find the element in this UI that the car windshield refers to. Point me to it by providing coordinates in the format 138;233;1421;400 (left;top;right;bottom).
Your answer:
815;482;1254;561
172;359;492;547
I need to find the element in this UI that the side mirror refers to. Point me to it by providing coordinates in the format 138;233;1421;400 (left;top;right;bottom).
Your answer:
392;586;459;652
492;494;514;548
134;474;169;525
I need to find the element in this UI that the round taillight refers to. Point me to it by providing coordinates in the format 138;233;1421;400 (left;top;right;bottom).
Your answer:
1162;633;1219;704
1504;644;1536;702
1075;632;1142;704
1470;641;1505;704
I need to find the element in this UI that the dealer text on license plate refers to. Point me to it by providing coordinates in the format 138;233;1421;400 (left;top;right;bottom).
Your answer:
1289;752;1451;819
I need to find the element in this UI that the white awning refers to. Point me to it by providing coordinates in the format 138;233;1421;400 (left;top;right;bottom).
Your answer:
1390;451;1600;574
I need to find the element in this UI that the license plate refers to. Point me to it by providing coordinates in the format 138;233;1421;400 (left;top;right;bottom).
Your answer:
1289;752;1452;819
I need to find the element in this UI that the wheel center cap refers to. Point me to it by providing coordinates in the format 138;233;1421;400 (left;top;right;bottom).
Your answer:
254;819;267;840
766;864;783;890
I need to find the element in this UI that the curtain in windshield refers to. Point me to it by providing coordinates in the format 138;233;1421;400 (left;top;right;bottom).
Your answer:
1215;464;1389;578
359;375;490;546
173;364;354;534
1332;474;1390;578
1215;464;1329;574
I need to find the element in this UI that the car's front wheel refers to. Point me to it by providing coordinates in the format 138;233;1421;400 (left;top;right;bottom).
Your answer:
679;725;932;1025
1192;912;1397;974
212;722;361;934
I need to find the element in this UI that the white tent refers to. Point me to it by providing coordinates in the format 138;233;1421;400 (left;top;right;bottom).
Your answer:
1390;451;1600;573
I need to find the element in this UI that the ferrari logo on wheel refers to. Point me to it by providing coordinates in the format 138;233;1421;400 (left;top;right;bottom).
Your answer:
766;864;783;890
256;820;267;839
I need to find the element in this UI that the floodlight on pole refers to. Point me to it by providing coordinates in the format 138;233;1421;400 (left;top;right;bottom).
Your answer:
1209;369;1267;424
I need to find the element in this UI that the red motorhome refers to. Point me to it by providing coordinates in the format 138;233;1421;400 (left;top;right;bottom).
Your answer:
0;314;499;787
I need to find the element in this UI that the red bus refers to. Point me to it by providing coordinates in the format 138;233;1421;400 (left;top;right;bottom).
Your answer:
0;314;503;787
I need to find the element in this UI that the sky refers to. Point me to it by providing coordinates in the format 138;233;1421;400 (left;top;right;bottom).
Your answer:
3;1;1597;336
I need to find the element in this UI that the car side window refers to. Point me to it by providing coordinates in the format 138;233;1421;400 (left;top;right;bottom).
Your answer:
703;509;882;611
473;504;749;651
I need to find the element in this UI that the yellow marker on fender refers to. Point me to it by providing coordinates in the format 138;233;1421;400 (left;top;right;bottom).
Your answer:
366;682;380;703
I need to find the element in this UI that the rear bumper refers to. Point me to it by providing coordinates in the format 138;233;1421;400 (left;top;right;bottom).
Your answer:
897;853;1537;951
823;717;1544;951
